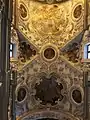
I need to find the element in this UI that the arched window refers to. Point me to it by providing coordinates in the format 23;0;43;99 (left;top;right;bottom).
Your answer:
10;43;17;58
84;43;90;59
10;43;13;57
87;44;90;59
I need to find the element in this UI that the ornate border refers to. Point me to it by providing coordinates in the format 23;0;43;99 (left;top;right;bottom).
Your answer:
16;110;79;120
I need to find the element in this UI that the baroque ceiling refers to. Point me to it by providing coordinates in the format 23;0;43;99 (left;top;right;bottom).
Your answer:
11;0;85;70
10;0;89;120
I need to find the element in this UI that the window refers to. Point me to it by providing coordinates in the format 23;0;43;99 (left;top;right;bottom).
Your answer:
87;44;90;59
10;43;17;58
84;43;90;59
10;43;13;58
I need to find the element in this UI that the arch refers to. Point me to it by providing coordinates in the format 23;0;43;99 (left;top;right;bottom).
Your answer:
16;110;79;120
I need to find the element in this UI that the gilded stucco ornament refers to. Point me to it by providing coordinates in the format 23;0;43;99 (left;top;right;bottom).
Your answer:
19;3;28;20
15;0;84;119
17;0;84;49
71;3;83;22
18;0;29;21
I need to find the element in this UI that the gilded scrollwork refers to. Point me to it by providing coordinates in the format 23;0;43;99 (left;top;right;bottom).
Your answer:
14;0;85;119
17;0;84;49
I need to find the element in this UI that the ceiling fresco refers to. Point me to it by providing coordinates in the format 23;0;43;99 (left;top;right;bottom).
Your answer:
16;0;84;49
10;0;88;120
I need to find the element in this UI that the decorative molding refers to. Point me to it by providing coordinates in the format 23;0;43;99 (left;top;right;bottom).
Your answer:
16;110;80;120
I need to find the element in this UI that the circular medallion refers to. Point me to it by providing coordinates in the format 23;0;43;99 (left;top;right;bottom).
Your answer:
74;5;82;19
44;48;55;60
69;85;83;106
72;89;82;104
19;3;28;20
72;3;83;21
41;44;59;62
16;85;28;104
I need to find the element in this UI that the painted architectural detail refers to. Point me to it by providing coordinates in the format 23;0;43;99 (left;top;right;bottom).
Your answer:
18;41;36;62
62;42;80;63
35;74;64;105
10;0;86;120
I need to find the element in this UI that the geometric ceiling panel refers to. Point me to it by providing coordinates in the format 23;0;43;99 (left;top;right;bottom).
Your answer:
13;0;85;119
16;0;84;50
15;53;83;119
